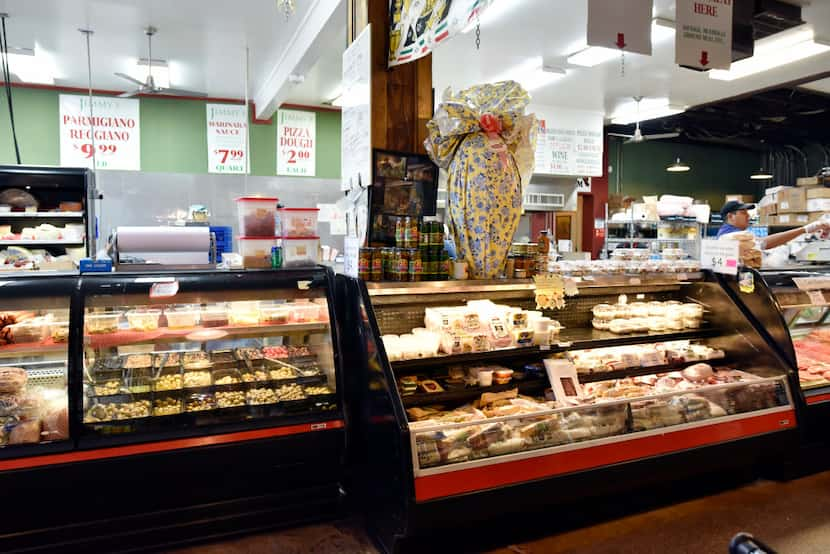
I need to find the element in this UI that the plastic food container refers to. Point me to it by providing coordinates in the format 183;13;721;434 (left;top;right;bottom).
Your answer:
200;305;229;327
85;312;123;335
126;309;161;331
260;305;292;325
236;196;277;237
282;236;319;267
165;308;200;329
592;304;616;320
291;303;321;323
278;208;319;237
228;301;260;326
50;321;69;343
238;236;277;269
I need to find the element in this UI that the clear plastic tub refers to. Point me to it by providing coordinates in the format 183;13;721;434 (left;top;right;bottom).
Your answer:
126;309;161;331
278;208;319;237
282;236;319;267
228;301;260;326
165;308;200;329
200;305;229;327
50;321;69;343
238;236;277;269
85;312;123;335
236;196;278;237
291;303;321;323
260;305;292;325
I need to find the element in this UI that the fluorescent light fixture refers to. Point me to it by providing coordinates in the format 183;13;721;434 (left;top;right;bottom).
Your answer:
491;56;566;91
750;169;774;180
462;0;523;34
5;46;55;84
568;19;675;67
710;25;830;81
610;97;686;125
666;157;691;172
134;58;169;88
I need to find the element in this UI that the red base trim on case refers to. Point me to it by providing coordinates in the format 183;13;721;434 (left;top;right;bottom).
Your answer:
806;392;830;405
0;419;344;472
414;411;796;502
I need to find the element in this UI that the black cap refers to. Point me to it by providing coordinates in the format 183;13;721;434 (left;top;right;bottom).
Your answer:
721;200;755;219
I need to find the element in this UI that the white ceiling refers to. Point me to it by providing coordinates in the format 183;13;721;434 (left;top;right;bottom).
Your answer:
432;0;830;120
0;0;323;101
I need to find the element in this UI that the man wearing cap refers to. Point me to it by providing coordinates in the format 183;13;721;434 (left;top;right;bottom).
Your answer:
718;200;830;249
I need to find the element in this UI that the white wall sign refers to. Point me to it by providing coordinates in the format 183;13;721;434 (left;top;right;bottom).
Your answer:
343;236;361;278
700;239;740;275
206;103;248;174
277;109;316;176
341;24;372;192
587;0;653;56
532;105;604;177
676;0;733;70
59;94;140;170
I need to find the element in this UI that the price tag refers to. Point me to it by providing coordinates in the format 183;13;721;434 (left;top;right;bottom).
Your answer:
700;239;740;275
343;236;361;278
629;277;642;285
807;290;827;306
150;280;179;298
794;277;830;291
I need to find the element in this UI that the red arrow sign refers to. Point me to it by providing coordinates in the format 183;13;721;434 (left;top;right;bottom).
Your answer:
616;32;626;48
700;50;709;66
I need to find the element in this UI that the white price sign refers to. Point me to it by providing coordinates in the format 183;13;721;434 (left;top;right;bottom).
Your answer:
277;109;316;176
343;236;361;278
206;103;247;174
676;0;734;70
59;94;140;170
700;239;740;275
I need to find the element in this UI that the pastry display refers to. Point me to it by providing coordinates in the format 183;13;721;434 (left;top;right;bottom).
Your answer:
236;347;263;361
592;297;704;335
92;380;121;396
85;400;151;422
241;369;269;383
214;372;240;385
269;366;295;380
185;394;214;412
305;385;333;396
247;387;278;405
123;354;152;369
216;390;246;408
154;373;183;391
153;397;181;416
182;371;211;388
274;383;306;401
568;341;724;374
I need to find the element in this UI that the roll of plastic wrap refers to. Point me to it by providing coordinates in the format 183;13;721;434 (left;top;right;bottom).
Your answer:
116;226;210;253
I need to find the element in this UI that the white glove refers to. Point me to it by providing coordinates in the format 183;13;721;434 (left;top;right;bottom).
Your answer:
804;221;830;235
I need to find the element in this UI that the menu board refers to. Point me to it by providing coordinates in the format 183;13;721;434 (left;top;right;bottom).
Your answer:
59;94;141;171
341;25;372;192
532;105;603;177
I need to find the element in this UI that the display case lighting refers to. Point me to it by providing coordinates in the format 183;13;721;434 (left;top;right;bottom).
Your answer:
709;25;830;81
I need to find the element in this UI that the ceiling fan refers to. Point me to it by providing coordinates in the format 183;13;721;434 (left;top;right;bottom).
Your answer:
608;96;680;144
114;26;206;98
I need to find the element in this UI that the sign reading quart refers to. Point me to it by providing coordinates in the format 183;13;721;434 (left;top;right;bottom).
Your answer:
206;103;247;174
59;94;141;170
277;109;316;177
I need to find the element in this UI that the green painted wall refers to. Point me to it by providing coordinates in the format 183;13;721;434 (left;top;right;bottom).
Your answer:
608;139;763;210
0;87;341;178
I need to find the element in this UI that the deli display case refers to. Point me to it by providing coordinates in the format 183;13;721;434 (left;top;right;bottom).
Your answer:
0;268;347;553
347;272;800;552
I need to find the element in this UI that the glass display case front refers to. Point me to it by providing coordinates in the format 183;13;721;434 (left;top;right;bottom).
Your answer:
0;277;73;452
79;272;339;440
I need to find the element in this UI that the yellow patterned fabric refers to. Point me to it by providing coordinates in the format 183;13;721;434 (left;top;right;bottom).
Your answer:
425;81;537;279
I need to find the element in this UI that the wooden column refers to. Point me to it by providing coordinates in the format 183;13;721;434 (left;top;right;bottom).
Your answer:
362;0;432;155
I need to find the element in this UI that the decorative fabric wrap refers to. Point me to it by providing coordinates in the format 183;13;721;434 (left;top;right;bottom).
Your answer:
425;81;537;279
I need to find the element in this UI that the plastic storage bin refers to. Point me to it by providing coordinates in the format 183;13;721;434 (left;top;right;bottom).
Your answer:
50;321;69;343
200;304;229;327
278;208;319;237
291;303;321;323
282;236;319;267
126;309;161;331
228;301;261;326
238;237;277;269
9;319;48;343
165;308;200;329
85;312;123;335
260;305;292;325
236;197;277;237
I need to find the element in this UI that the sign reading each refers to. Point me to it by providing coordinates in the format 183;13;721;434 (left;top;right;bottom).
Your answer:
59;94;140;170
587;0;653;56
700;239;740;275
675;0;734;70
277;109;316;176
206;103;248;174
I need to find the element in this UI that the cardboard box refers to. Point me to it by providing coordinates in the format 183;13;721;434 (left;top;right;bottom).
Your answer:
758;202;778;217
807;198;830;213
759;214;774;225
725;194;755;204
797;176;820;187
775;212;810;225
807;187;830;199
778;187;807;213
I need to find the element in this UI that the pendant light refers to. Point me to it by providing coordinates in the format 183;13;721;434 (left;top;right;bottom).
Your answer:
750;168;773;180
666;157;691;172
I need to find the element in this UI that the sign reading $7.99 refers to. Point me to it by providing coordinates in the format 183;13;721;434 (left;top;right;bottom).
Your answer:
206;103;248;174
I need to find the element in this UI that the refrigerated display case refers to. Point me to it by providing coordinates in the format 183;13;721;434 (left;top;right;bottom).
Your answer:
347;272;800;552
0;269;347;552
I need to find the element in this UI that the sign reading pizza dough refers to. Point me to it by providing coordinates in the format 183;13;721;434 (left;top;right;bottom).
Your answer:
206;103;248;174
59;94;140;170
587;0;653;55
277;109;316;176
532;105;604;177
676;0;733;70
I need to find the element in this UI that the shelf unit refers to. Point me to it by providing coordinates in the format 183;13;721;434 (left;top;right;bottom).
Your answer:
602;207;703;260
